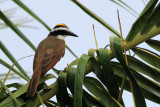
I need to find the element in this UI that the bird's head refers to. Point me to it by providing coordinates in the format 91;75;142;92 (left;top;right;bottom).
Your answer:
48;24;78;40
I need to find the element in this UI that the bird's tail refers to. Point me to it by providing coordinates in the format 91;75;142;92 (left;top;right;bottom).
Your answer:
26;69;41;97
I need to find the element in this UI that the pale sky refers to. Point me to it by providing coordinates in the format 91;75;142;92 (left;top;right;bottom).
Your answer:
0;0;159;106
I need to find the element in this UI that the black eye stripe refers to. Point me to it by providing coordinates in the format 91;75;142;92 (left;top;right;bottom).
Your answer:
49;30;73;36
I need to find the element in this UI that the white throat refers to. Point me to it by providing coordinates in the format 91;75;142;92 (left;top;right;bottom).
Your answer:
57;35;66;40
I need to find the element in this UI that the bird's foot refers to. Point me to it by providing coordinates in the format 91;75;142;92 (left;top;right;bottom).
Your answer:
57;70;64;73
104;44;110;48
44;87;51;92
52;68;64;74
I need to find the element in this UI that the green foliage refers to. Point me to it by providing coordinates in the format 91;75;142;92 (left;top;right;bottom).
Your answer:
126;0;158;41
0;0;160;107
0;40;30;80
111;37;146;106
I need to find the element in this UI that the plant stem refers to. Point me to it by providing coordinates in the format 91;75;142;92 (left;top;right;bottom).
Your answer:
109;26;160;59
118;73;127;102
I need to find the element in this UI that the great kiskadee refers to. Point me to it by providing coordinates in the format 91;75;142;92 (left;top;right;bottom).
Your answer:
26;24;78;97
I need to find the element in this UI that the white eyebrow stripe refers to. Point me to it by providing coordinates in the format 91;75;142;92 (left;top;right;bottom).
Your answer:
51;27;72;33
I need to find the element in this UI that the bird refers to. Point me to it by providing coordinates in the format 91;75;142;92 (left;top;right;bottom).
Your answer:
26;24;78;97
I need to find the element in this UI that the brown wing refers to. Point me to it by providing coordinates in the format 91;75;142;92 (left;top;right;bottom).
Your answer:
40;44;65;77
33;40;43;71
27;37;65;96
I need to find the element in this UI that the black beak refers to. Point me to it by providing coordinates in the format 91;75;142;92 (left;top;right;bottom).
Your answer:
68;31;78;37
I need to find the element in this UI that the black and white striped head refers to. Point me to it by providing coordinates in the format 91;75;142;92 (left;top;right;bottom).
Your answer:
48;24;78;40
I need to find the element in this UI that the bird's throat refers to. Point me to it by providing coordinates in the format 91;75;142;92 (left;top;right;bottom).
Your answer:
56;35;66;40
